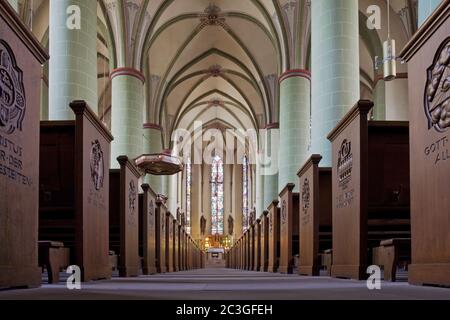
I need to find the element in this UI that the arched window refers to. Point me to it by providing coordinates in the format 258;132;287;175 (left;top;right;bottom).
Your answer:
185;159;192;234
243;156;249;232
211;155;224;235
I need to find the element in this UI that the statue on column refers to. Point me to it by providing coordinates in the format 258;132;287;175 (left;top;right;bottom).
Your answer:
228;215;234;236
200;215;207;236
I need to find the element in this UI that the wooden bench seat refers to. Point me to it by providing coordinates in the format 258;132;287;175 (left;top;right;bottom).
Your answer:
38;241;70;284
373;238;411;282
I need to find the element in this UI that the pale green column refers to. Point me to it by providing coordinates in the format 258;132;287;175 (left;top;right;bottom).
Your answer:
49;0;97;119
418;0;442;25
373;77;386;120
263;126;278;209
7;0;18;12
311;0;360;167
255;156;265;215
110;71;144;168
278;73;311;192
143;125;164;194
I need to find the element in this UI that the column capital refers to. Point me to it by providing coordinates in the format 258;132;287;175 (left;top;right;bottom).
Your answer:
111;67;146;83
143;123;164;131
263;123;279;130
279;69;311;83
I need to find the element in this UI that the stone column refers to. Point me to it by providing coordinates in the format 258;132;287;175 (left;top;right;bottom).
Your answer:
7;0;18;12
263;124;279;208
110;68;144;168
255;154;265;215
372;75;386;120
49;0;97;119
190;164;202;241
233;164;243;238
143;124;164;194
311;0;360;167
278;71;311;191
418;0;442;25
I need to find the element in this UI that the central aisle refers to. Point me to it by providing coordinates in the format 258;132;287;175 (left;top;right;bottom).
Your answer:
1;269;450;300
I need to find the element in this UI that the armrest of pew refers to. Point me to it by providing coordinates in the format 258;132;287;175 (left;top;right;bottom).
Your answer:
322;249;333;276
372;238;411;282
38;241;70;284
109;251;118;271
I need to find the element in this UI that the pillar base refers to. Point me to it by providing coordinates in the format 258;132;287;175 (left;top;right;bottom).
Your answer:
409;264;450;287
331;264;368;280
299;265;320;277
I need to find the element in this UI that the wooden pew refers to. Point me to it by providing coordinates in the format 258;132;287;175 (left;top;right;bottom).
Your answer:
155;197;167;273
297;155;333;276
254;219;261;271
39;101;113;282
399;0;450;287
249;226;255;271
0;2;49;289
327;100;411;280
279;184;300;274
139;184;157;275
373;238;411;282
260;211;269;272
268;200;281;273
38;241;70;284
173;218;179;272
166;212;174;273
109;156;141;277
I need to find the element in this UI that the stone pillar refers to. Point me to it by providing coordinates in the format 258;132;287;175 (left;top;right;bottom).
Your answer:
110;68;144;168
143;124;164;194
49;0;97;119
372;75;386;120
190;164;202;241
418;0;442;25
7;0;18;12
311;0;360;167
263;124;279;208
233;164;243;238
278;71;311;191
255;155;265;215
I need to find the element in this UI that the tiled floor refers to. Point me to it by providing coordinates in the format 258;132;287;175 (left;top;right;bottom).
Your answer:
1;268;449;300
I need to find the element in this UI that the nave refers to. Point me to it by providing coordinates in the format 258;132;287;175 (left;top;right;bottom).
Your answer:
1;268;450;300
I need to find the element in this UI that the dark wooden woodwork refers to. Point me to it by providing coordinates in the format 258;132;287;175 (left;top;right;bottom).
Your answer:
327;100;410;280
268;200;280;273
297;155;332;276
173;219;179;272
254;219;261;271
155;198;167;273
373;238;411;282
166;212;174;272
260;211;269;272
0;1;49;289
139;184;157;274
109;156;141;277
38;241;70;284
39;101;113;282
399;0;450;287
279;184;300;274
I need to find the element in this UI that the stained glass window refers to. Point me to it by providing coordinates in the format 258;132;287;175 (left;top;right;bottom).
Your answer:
243;156;249;232
211;155;224;235
186;159;192;235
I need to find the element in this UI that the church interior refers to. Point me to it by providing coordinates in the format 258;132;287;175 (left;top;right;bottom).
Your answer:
0;0;450;301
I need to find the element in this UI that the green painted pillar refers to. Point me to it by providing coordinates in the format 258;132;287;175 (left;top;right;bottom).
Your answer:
262;125;279;209
418;0;442;25
278;71;311;192
7;0;19;12
49;0;97;119
255;154;265;215
143;124;164;194
373;76;386;120
311;0;360;167
110;69;144;168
